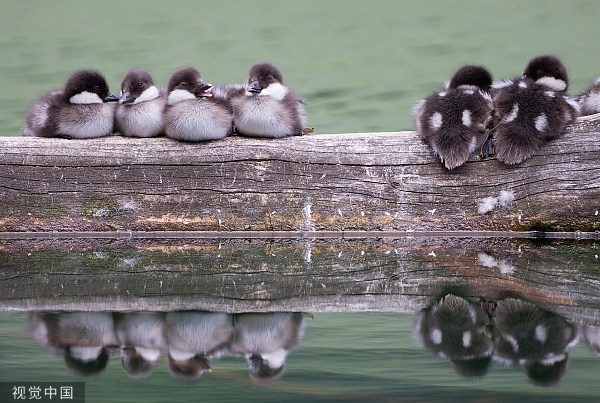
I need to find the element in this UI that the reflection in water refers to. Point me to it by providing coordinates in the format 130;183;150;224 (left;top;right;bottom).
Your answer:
414;295;494;377
27;311;306;387
414;294;580;386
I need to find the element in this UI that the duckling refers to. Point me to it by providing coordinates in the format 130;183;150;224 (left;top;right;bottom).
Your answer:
28;311;116;377
22;70;118;139
115;69;166;137
230;62;306;138
577;77;600;116
414;294;494;377
413;65;494;170
492;298;578;386
163;67;232;142
113;312;165;379
491;55;580;165
228;312;306;386
164;311;233;380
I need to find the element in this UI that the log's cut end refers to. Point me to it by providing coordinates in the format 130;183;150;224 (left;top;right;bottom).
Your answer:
1;118;599;233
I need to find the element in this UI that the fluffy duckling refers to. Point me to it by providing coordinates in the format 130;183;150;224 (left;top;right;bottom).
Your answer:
413;65;494;170
414;294;494;377
23;70;118;138
115;69;166;137
28;311;116;377
113;312;165;379
492;298;578;386
230;62;306;138
164;67;232;142
578;77;600;116
228;312;306;387
164;311;233;380
491;55;580;165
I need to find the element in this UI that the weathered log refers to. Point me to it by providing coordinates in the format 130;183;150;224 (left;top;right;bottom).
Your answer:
1;237;599;326
1;116;599;233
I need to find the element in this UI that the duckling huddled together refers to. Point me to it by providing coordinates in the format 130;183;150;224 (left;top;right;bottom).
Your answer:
22;62;307;141
414;54;598;169
23;55;598;168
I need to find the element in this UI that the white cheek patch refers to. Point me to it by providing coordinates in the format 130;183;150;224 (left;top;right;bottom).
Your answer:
70;91;103;104
134;85;160;104
259;82;288;101
536;77;567;92
260;348;288;369
167;89;196;105
169;346;196;362
135;347;161;362
69;346;103;362
430;112;442;130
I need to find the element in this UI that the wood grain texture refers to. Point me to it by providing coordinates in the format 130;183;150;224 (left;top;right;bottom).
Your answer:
1;120;599;232
1;238;598;325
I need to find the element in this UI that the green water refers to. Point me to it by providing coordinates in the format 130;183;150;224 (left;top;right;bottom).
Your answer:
2;0;600;136
2;311;600;403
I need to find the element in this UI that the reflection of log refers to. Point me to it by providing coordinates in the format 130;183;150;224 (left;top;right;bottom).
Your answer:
1;118;599;233
1;238;599;325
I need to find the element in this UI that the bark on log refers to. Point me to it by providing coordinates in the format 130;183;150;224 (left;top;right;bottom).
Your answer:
1;238;599;326
1;116;599;233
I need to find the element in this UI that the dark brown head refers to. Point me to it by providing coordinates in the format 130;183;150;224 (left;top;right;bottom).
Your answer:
448;66;493;91
247;62;284;93
167;67;212;98
64;70;118;103
523;55;569;91
119;69;156;104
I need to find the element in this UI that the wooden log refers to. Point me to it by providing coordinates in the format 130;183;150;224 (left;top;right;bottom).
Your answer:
1;116;599;233
1;238;599;326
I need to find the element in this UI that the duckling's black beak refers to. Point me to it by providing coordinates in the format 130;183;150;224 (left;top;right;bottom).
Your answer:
104;92;119;103
248;80;262;93
196;82;213;98
118;91;135;104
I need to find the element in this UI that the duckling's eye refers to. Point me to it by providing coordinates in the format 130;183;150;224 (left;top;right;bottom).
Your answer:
94;84;101;90
137;82;144;88
179;81;188;87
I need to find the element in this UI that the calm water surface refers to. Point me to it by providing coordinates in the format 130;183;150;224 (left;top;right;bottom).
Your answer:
2;1;600;401
1;237;599;402
2;1;600;135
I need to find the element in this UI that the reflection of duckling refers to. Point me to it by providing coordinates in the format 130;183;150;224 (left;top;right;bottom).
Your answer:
231;63;306;138
492;298;578;387
164;311;233;380
578;77;600;116
414;294;494;377
28;312;116;377
23;70;118;138
115;69;166;137
229;312;306;387
492;55;580;165
113;312;165;379
413;65;494;170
